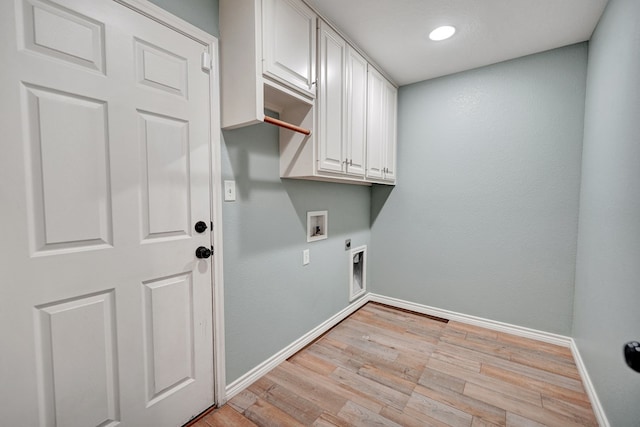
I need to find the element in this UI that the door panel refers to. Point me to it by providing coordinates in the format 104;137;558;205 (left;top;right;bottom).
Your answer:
139;111;191;242
143;273;195;406
1;0;216;425
20;0;106;73
23;83;113;255
135;39;188;97
35;290;119;427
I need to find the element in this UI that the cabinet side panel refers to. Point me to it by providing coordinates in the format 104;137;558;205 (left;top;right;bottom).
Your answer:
279;103;315;177
220;0;263;128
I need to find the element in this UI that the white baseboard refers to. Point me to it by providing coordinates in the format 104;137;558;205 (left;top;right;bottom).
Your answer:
223;296;369;402
368;293;572;347
569;340;610;427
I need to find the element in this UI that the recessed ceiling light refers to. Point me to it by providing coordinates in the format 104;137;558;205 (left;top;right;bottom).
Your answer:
429;25;456;41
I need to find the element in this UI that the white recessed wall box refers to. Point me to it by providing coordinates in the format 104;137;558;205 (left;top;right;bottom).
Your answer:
349;245;367;301
307;210;328;242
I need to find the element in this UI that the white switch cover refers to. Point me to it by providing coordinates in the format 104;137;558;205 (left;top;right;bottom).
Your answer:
224;180;236;201
303;249;310;265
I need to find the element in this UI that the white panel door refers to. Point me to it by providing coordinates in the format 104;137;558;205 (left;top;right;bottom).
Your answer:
262;0;316;96
0;1;216;426
317;21;346;174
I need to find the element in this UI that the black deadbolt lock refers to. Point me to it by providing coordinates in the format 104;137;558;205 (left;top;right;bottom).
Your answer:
624;341;640;373
194;221;208;233
195;246;212;259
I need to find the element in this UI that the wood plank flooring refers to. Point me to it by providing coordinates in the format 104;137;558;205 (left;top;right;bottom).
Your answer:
194;303;597;426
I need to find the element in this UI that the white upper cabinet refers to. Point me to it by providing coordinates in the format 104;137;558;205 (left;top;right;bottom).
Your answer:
345;46;368;178
366;67;385;180
302;21;369;182
317;22;368;179
220;0;397;185
263;0;317;97
383;78;398;182
219;0;316;130
367;67;397;183
317;21;346;174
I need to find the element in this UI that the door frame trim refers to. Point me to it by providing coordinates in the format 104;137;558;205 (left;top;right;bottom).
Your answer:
114;0;227;406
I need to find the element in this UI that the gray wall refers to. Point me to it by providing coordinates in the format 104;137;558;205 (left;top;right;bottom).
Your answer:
370;44;588;335
221;122;371;383
573;0;640;425
148;0;219;36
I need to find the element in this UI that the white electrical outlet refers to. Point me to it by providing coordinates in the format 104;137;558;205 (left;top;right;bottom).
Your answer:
303;249;310;265
224;180;236;201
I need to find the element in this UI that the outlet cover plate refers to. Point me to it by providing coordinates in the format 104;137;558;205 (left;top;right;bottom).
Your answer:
224;180;236;201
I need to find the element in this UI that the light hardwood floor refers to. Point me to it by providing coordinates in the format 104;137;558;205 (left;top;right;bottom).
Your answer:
193;303;597;426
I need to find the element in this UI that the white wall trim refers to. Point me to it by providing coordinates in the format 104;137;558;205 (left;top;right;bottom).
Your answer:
114;0;215;44
224;296;369;401
368;293;573;347
569;339;610;427
207;37;227;408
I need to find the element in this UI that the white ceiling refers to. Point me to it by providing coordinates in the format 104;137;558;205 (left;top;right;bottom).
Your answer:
305;0;608;86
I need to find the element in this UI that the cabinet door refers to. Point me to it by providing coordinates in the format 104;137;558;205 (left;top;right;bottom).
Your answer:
366;66;385;180
263;0;316;96
383;80;397;182
317;21;346;173
345;47;367;177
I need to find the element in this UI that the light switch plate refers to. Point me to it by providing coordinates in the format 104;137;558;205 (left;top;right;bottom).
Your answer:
303;249;310;265
224;180;236;201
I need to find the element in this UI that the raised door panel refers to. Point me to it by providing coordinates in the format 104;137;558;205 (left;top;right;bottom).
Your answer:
263;0;316;96
345;47;367;178
383;80;397;182
22;83;113;256
366;66;384;180
317;21;345;174
135;39;188;98
143;273;195;406
20;0;105;73
34;291;119;427
138;111;191;243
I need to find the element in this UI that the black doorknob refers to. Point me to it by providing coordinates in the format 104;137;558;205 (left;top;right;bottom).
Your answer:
194;221;208;233
195;246;212;259
624;341;640;373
